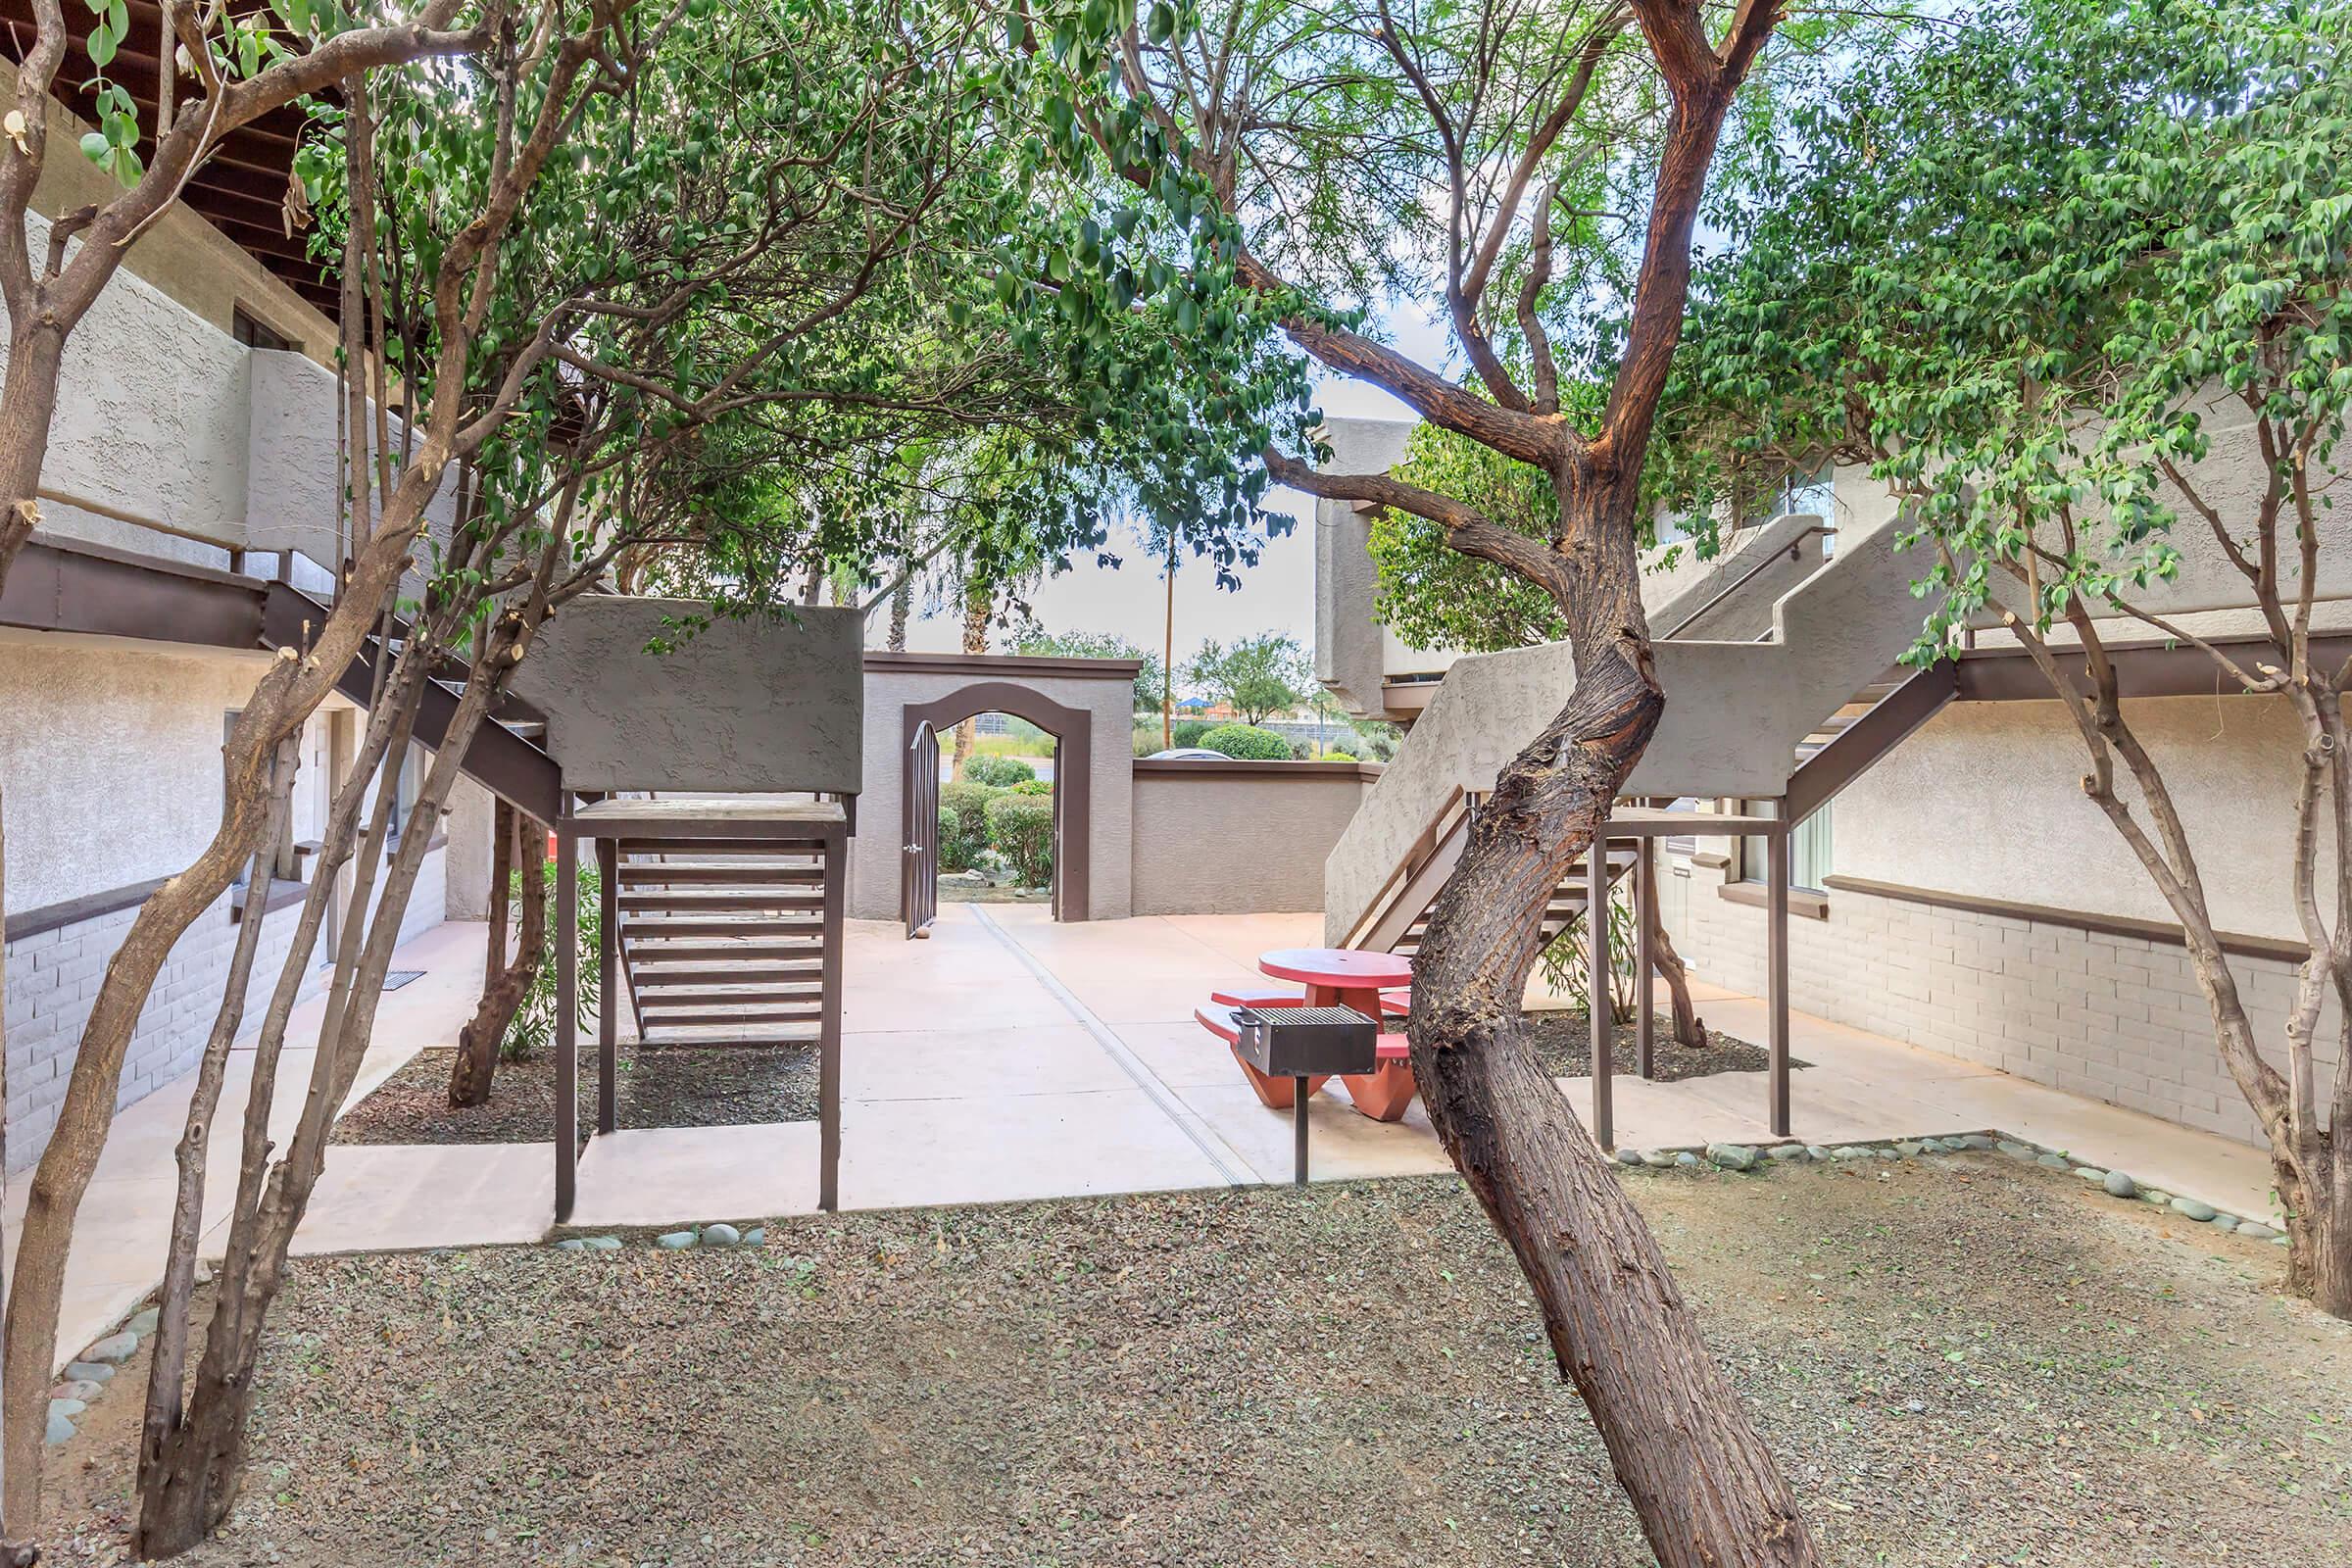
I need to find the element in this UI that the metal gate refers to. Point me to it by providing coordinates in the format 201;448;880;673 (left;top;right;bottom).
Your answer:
902;720;939;938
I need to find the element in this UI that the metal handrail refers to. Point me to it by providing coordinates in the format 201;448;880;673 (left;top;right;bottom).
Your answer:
1659;522;1835;641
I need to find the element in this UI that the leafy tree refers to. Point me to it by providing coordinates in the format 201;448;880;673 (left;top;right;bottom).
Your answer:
1015;627;1168;712
1667;0;2352;1316
1368;421;1570;653
1198;721;1291;760
1187;631;1310;723
1077;4;1837;1554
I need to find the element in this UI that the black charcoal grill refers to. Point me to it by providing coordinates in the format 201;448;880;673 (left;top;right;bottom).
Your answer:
1234;1005;1379;1184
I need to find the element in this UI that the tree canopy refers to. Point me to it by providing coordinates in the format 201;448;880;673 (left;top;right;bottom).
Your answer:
1187;630;1310;722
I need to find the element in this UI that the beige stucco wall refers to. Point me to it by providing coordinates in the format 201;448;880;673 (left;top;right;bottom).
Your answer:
1130;763;1378;915
1837;693;2320;942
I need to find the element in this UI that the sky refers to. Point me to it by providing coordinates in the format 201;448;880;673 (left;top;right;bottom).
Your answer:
889;301;1455;663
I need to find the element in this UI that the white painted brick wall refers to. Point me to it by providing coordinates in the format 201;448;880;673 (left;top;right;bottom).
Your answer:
1657;858;2333;1148
4;844;447;1173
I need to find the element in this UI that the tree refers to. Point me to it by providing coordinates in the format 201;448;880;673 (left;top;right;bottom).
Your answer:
1050;3;1828;1559
1668;0;2352;1315
1015;627;1168;711
1368;422;1572;652
1187;630;1309;723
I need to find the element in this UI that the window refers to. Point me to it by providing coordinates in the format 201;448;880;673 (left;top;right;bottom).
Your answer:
232;307;293;352
1740;802;1833;894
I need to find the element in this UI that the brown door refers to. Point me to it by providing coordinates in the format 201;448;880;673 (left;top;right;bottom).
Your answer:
903;721;939;938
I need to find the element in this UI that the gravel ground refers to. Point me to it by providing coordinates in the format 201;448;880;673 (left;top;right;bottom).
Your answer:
1525;1009;1807;1082
330;1045;820;1146
44;1156;2349;1567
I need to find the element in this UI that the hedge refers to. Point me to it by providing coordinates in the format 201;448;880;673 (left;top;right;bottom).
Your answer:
964;755;1036;787
1010;778;1054;796
1198;722;1290;760
1171;719;1211;748
938;781;1003;870
985;793;1054;886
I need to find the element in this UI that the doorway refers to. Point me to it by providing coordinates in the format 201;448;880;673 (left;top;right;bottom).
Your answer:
901;682;1093;931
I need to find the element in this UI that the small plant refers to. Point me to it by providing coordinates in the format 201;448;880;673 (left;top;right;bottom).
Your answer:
1010;778;1054;797
1172;718;1211;748
1536;884;1640;1024
984;792;1054;886
507;863;602;1059
1325;746;1357;761
1134;725;1162;757
1198;722;1290;760
964;755;1036;787
938;782;1003;871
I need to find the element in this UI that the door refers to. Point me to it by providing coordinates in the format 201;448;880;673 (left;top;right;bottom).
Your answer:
903;721;939;938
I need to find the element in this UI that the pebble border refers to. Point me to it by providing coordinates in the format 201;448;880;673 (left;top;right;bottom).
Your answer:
1611;1130;2290;1247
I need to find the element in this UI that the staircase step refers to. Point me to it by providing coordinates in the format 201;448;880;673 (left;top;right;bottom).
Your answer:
627;963;824;987
617;890;825;912
621;837;832;856
623;940;824;962
619;915;823;939
616;862;825;886
637;1006;823;1027
629;986;821;1007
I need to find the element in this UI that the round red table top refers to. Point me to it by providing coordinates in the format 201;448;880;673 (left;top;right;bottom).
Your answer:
1257;947;1415;989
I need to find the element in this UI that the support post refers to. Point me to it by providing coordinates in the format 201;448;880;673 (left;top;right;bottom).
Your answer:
818;831;846;1211
596;837;618;1137
1635;832;1656;1081
1767;822;1791;1138
1590;838;1612;1151
555;825;579;1222
1293;1077;1310;1185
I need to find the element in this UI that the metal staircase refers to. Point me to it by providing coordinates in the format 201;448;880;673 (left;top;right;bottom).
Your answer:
1354;787;1640;960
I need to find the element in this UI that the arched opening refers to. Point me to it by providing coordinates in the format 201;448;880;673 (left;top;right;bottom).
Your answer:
902;681;1092;929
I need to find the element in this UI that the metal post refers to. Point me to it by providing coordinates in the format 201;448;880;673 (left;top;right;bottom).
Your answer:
1293;1077;1310;1185
1590;838;1612;1151
596;837;618;1136
1635;832;1656;1081
818;831;846;1212
555;827;578;1223
1767;823;1792;1138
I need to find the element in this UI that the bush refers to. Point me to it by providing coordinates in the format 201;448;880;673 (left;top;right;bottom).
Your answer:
964;755;1036;787
938;781;1003;871
1171;719;1211;748
507;863;600;1060
1325;746;1357;761
1290;740;1311;760
985;792;1054;886
1011;778;1054;796
1134;725;1162;758
1199;723;1290;760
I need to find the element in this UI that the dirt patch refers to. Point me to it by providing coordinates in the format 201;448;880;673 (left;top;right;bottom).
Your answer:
41;1154;2348;1567
1524;1008;1807;1081
330;1045;819;1146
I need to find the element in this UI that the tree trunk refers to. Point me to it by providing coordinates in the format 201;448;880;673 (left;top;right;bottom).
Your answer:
0;784;33;1568
1407;493;1818;1568
1649;916;1706;1048
448;811;547;1106
0;318;67;595
138;615;517;1555
1162;535;1177;749
950;577;988;779
888;576;911;652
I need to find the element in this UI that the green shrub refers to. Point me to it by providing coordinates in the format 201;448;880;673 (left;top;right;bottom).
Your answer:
507;863;600;1061
939;781;1003;870
1324;746;1357;761
964;755;1036;787
1011;778;1054;796
1172;719;1211;748
1199;722;1290;760
1134;725;1162;758
985;793;1055;886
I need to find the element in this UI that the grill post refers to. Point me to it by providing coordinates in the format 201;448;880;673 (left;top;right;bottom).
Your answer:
1293;1079;1310;1185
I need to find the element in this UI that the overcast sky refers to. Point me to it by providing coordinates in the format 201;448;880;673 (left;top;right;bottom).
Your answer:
890;301;1452;662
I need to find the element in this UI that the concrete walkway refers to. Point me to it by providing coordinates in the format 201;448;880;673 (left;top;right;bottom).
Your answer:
12;904;2282;1371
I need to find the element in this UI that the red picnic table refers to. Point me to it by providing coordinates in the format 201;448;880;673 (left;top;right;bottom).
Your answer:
1251;948;1418;1121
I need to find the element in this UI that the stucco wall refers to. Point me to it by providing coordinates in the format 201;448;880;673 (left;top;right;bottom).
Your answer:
1836;694;2319;942
512;599;865;796
1130;762;1379;915
855;658;1137;922
1310;416;1417;717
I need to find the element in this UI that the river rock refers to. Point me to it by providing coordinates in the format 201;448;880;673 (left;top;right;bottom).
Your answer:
742;1228;766;1247
2237;1222;2278;1241
126;1307;160;1336
1894;1141;1925;1156
703;1223;743;1248
1996;1140;2036;1159
2103;1170;2138;1199
556;1238;588;1251
1766;1144;1808;1161
2210;1212;2240;1233
44;1410;74;1446
48;1398;86;1421
2075;1167;2108;1183
1955;1134;1995;1151
582;1236;622;1251
656;1230;698;1250
1707;1144;1758;1172
2035;1152;2072;1170
1674;1152;1700;1167
1615;1148;1643;1166
1641;1151;1678;1169
62;1361;114;1385
1832;1146;1876;1160
51;1380;101;1402
82;1333;137;1364
2169;1197;2218;1222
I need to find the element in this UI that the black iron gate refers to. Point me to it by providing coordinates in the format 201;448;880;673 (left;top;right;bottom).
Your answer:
903;720;939;938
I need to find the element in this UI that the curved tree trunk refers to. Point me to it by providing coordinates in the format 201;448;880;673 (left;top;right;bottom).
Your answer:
448;813;547;1107
950;576;989;779
1407;495;1818;1568
0;318;66;595
1649;916;1707;1048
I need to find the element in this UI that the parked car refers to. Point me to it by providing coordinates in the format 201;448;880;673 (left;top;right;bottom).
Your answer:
1145;748;1233;760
